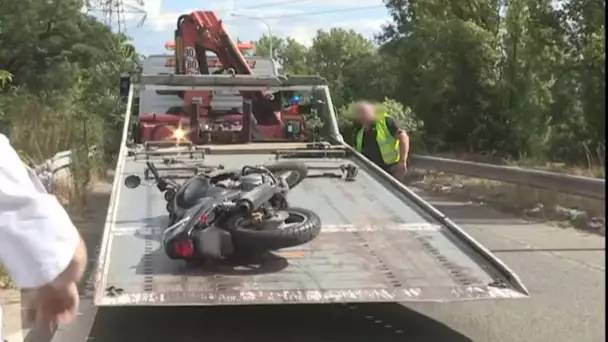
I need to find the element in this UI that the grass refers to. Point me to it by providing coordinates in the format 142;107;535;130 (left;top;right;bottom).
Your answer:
428;148;605;179
507;154;605;179
408;150;605;234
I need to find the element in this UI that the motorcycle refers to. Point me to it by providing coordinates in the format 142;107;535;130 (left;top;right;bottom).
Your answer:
124;161;321;261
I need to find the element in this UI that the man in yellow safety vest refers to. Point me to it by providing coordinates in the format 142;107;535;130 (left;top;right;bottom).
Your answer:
353;101;410;181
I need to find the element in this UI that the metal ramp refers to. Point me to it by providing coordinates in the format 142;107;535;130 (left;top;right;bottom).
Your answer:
94;146;528;306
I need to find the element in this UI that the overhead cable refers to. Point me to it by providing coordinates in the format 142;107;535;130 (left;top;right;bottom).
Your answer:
258;5;385;19
241;0;313;10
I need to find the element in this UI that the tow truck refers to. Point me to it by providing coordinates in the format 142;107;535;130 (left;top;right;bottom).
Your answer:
94;70;528;307
134;11;309;144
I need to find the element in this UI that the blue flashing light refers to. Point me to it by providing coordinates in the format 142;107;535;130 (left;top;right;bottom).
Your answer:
293;95;301;101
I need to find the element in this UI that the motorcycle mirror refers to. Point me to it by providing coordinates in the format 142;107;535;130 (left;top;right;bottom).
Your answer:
124;175;142;189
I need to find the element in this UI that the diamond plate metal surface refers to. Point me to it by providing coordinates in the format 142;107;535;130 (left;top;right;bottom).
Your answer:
95;153;527;306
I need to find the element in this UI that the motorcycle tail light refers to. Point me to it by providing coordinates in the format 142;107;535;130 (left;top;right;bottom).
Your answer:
173;240;194;257
199;214;208;224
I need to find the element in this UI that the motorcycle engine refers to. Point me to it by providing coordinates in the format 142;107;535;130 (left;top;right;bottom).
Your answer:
240;173;265;190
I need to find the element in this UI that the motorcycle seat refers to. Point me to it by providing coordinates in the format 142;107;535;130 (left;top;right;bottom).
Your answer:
175;176;212;209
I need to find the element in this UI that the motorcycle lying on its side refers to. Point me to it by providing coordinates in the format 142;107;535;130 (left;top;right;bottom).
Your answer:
124;161;321;261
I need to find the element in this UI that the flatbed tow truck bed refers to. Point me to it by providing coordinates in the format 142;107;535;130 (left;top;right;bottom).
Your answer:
94;142;528;306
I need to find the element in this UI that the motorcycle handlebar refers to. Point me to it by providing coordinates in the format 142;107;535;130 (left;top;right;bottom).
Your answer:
146;162;161;181
241;165;279;185
146;161;171;191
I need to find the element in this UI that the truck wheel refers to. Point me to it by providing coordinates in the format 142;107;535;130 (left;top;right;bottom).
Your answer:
224;207;321;252
265;162;308;189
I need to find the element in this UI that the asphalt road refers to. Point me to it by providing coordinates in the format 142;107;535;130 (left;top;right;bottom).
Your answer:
42;182;605;342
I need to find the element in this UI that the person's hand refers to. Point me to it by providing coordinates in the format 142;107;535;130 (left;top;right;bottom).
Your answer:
27;281;80;332
397;159;408;173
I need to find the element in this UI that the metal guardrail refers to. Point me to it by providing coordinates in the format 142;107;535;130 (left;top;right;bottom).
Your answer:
33;151;73;191
34;150;71;174
33;147;97;191
409;155;605;200
32;146;604;200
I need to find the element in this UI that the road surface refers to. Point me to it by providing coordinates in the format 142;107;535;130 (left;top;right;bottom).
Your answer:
15;181;604;342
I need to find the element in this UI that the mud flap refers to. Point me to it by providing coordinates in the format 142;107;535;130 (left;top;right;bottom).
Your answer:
196;226;234;258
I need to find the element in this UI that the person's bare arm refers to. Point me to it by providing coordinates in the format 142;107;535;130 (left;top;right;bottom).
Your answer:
386;117;410;163
396;130;410;162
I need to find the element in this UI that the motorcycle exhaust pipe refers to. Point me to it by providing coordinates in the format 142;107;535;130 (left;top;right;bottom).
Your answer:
236;183;278;213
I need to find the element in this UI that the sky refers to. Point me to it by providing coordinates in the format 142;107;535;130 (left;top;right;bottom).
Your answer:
91;0;392;56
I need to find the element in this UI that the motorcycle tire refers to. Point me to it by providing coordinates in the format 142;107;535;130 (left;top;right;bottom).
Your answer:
264;162;308;189
224;207;322;252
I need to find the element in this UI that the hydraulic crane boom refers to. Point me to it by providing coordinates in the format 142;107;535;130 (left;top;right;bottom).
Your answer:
172;11;278;124
174;12;252;76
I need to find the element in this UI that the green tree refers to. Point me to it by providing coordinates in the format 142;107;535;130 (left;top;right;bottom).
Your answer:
308;28;376;107
255;35;286;60
255;35;311;75
281;38;312;75
0;0;141;189
380;0;503;153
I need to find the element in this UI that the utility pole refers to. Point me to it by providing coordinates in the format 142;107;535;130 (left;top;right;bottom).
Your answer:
86;0;146;33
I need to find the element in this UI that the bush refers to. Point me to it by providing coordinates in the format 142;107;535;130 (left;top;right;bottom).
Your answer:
1;88;110;204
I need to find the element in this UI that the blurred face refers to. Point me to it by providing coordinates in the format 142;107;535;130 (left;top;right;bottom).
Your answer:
355;102;376;125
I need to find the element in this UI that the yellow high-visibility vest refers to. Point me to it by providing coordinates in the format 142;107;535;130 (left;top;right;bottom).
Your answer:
355;113;400;164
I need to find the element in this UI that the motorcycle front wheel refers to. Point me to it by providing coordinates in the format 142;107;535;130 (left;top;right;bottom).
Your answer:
264;162;308;189
224;207;322;252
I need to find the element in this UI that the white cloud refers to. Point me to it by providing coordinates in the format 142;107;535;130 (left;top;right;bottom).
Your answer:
122;0;284;32
228;0;388;45
127;0;386;32
223;17;387;46
232;0;383;9
135;0;186;31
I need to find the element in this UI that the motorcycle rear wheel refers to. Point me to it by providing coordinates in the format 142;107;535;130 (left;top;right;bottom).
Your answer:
224;207;321;252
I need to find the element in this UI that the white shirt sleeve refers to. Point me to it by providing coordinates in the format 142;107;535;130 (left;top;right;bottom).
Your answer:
0;134;79;288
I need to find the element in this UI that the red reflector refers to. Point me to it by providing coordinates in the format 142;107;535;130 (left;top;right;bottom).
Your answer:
173;240;194;257
199;214;208;224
